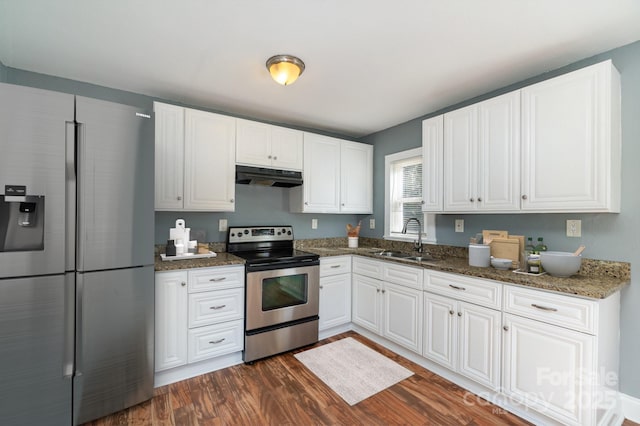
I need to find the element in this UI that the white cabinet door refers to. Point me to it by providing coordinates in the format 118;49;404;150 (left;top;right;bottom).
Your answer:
422;115;444;212
154;102;185;210
319;273;352;331
235;119;272;168
502;313;595;425
271;126;303;171
155;271;188;371
351;274;382;333
184;109;236;211
383;281;422;353
340;141;373;213
423;292;457;370
521;60;621;212
477;91;520;211
458;301;501;390
294;133;341;213
444;104;477;211
236;120;303;171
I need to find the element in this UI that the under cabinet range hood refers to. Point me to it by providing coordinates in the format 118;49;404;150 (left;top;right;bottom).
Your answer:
235;165;303;187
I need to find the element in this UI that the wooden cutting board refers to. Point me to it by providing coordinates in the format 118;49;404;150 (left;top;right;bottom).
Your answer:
490;237;520;267
509;235;525;268
482;230;508;245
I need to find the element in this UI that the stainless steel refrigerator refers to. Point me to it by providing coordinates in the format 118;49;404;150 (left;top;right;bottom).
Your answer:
0;83;155;425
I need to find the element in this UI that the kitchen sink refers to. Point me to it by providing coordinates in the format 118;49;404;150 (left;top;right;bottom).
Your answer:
375;251;437;262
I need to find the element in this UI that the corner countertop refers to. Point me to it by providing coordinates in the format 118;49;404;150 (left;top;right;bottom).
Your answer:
154;252;245;272
302;246;629;300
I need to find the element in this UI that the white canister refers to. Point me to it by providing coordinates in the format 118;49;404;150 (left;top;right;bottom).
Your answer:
175;239;185;256
468;244;490;267
348;237;359;248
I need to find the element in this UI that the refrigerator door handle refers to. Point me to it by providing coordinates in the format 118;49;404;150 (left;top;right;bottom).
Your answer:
75;273;84;377
76;121;86;271
63;273;75;379
65;121;76;273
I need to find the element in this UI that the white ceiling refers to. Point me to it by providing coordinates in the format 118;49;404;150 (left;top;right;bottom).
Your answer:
1;1;639;138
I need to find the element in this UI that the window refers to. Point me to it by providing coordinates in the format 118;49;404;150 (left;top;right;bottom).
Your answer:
384;147;436;243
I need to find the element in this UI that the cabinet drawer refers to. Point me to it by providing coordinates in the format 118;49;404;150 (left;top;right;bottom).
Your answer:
352;256;383;280
320;256;352;277
187;319;244;363
504;285;597;334
383;262;423;290
188;265;244;292
424;271;501;309
188;287;244;328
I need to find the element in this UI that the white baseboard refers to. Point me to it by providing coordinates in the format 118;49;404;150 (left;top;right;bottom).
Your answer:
154;351;243;387
621;392;640;423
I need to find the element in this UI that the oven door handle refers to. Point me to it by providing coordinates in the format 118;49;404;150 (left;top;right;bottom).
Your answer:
246;258;319;272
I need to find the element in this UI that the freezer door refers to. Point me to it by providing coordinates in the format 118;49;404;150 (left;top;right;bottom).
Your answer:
0;274;74;425
74;266;154;425
76;97;154;271
0;83;74;278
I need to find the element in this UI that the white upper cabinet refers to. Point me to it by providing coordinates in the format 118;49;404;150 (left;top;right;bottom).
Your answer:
521;60;621;212
154;102;185;210
290;133;373;213
154;102;236;212
443;90;520;212
421;115;444;212
340;140;373;213
236;119;303;171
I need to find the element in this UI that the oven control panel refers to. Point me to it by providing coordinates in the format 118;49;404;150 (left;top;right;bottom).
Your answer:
228;226;293;243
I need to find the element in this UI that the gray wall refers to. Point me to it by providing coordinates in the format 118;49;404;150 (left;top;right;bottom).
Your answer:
3;67;366;244
360;40;640;398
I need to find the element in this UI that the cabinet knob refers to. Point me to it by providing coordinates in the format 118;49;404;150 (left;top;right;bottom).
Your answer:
457;312;462;317
477;197;482;202
503;325;509;331
268;155;272;159
177;196;182;201
181;282;186;287
273;156;277;160
421;200;425;205
521;195;528;200
449;310;454;315
230;199;234;203
341;203;345;206
304;201;309;205
469;198;475;202
382;289;386;294
319;285;323;289
376;288;380;293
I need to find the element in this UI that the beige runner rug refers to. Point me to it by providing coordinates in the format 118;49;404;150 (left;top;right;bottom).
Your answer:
294;337;414;405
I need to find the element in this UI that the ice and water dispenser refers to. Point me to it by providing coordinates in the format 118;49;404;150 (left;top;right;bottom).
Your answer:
0;185;45;252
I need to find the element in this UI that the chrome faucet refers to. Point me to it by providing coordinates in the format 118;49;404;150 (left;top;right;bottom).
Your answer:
402;217;423;253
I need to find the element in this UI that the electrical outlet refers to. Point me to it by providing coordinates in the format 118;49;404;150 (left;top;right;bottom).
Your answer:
455;219;464;233
567;219;582;237
311;218;318;229
369;218;375;229
218;219;228;232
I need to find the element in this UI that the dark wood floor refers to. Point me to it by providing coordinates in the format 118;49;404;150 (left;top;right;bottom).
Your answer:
85;331;636;426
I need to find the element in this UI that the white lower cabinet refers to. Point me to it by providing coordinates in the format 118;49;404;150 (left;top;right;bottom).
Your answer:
319;256;352;331
155;265;245;378
423;292;501;390
352;257;422;354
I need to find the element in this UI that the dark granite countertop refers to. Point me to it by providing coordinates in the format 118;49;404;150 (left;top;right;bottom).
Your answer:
154;252;245;272
301;246;629;300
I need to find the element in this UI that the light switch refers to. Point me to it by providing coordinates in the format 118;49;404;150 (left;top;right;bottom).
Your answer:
219;219;228;232
311;218;318;229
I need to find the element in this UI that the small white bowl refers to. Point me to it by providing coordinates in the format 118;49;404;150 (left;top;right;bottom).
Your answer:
491;257;512;270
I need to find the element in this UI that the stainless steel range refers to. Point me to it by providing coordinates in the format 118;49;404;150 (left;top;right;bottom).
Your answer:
227;226;320;363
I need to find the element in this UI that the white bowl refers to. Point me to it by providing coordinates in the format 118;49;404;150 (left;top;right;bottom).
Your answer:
540;251;582;277
491;257;512;270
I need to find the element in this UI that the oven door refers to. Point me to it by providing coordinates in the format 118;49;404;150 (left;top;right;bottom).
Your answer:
245;264;319;331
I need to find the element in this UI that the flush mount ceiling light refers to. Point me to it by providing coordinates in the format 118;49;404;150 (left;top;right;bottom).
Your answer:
266;54;305;86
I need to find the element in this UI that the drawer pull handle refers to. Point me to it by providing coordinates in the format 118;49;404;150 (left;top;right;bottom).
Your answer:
531;303;558;312
330;265;341;268
209;305;226;310
209;338;226;344
449;284;466;291
209;277;226;282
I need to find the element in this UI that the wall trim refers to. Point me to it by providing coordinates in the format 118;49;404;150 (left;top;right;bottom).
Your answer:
621;392;640;423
